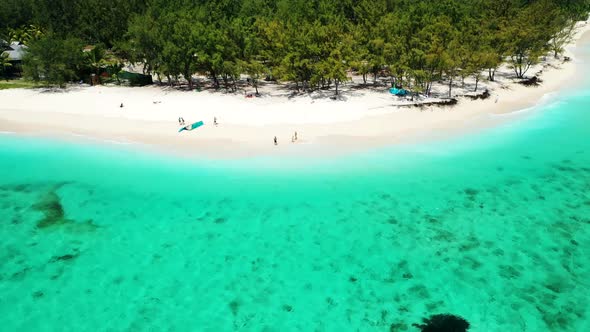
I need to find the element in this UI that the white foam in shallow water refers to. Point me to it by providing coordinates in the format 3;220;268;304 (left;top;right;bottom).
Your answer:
68;132;136;145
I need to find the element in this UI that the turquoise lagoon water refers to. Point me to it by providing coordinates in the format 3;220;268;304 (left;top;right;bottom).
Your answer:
2;73;590;331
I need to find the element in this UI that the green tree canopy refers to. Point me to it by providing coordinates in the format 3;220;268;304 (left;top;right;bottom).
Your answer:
23;34;84;87
1;0;587;91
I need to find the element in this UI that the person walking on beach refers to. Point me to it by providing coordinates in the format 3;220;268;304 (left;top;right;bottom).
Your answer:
274;136;278;146
294;131;298;141
214;117;218;126
120;103;124;108
178;117;183;125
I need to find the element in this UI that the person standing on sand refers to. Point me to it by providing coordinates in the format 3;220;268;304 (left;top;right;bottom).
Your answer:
274;136;278;145
120;103;124;108
214;117;218;126
294;131;298;141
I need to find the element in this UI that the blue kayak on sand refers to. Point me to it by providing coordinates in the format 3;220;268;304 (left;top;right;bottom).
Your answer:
178;121;204;132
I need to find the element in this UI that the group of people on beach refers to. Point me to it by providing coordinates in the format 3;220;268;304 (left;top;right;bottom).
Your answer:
177;116;218;130
274;131;298;146
178;117;193;130
158;89;306;143
176;114;297;146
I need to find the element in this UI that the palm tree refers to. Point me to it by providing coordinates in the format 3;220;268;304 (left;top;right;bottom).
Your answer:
8;25;44;45
84;45;124;85
83;45;108;84
85;45;107;74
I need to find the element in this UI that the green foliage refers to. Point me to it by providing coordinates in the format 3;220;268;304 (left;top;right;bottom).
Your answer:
81;44;123;84
84;44;107;75
2;0;587;92
0;0;34;31
505;1;556;78
241;59;266;94
547;13;578;58
0;80;43;90
7;25;44;45
23;34;85;87
1;52;13;77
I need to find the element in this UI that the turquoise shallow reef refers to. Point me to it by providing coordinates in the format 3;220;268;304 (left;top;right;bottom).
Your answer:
1;60;590;332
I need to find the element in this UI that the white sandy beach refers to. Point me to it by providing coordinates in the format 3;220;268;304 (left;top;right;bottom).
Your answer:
1;22;589;158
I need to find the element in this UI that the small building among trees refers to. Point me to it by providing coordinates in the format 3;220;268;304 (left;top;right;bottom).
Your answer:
1;40;27;76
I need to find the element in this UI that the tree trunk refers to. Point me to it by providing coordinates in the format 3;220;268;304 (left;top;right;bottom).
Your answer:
223;75;229;91
474;76;479;92
184;62;193;90
335;79;339;95
211;71;219;89
426;68;435;96
514;54;526;78
186;74;193;90
448;76;453;98
488;68;495;81
362;73;367;84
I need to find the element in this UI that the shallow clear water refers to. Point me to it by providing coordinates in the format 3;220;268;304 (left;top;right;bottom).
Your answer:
2;72;590;332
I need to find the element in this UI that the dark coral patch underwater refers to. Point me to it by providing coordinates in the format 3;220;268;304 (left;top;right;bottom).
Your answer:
31;189;99;232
